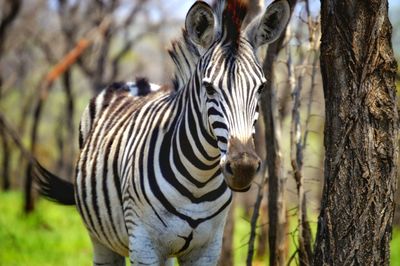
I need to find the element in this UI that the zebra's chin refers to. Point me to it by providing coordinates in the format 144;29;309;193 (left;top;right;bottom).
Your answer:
228;185;252;192
223;174;255;192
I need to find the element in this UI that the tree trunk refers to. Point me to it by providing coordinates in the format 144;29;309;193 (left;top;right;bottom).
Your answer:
261;65;287;266
0;0;22;191
261;1;298;264
219;199;235;266
0;0;22;56
313;0;398;265
1;126;11;190
394;176;400;226
58;69;75;180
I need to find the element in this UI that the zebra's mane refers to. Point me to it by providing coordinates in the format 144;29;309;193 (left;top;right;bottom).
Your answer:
168;29;201;90
168;0;249;90
220;0;248;50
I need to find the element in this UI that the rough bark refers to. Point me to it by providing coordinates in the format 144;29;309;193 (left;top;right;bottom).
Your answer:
313;0;398;265
394;173;400;226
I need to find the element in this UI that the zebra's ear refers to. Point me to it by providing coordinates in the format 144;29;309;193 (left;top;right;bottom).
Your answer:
245;0;290;48
185;1;215;49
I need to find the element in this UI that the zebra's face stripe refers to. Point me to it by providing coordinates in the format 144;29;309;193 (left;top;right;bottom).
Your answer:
201;40;264;191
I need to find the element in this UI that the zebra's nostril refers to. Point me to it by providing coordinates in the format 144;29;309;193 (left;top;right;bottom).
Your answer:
256;161;261;172
225;162;234;175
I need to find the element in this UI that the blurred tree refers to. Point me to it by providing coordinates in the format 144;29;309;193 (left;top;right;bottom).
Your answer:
0;0;22;190
261;1;298;265
0;0;22;55
21;0;164;212
56;0;156;94
313;0;398;264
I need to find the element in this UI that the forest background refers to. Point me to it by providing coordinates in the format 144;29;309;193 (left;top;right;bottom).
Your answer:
0;0;399;265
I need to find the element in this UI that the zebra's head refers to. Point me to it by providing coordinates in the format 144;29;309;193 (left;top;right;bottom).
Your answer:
184;0;290;191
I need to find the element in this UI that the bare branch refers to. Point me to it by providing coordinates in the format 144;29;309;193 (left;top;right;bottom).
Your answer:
110;23;161;81
0;113;36;165
246;182;265;265
24;17;112;212
261;1;298;265
0;0;22;55
287;2;321;262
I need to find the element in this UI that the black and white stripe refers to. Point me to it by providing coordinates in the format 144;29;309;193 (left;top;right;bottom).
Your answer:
34;1;291;265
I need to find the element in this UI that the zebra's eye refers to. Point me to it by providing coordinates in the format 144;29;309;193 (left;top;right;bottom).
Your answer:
203;82;216;96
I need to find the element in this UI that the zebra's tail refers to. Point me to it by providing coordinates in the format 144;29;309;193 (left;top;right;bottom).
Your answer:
33;160;75;206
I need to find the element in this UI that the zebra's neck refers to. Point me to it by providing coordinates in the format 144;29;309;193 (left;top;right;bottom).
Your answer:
163;69;222;187
142;77;229;226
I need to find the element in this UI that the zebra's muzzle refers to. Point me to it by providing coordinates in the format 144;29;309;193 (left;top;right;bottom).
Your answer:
221;137;261;192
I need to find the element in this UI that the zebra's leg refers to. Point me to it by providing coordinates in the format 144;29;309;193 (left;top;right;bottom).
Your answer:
91;237;126;266
128;231;166;265
178;247;221;266
177;233;223;266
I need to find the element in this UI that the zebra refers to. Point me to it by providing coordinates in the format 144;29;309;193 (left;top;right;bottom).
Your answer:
34;0;290;265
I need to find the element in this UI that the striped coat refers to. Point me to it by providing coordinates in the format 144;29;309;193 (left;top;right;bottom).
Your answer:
34;1;290;265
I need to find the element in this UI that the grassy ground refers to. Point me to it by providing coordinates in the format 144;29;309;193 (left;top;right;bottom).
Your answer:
0;191;399;265
0;191;92;266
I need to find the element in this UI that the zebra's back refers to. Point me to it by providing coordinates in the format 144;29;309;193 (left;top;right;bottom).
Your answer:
79;80;161;149
75;81;166;256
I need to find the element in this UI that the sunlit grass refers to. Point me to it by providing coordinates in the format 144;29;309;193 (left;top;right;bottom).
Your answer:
0;191;91;266
392;228;400;265
0;191;399;265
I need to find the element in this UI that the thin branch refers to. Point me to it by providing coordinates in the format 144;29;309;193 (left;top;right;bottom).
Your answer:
302;19;321;149
287;249;299;266
110;23;161;81
24;18;111;212
288;1;320;264
246;182;266;265
261;1;298;265
0;113;36;164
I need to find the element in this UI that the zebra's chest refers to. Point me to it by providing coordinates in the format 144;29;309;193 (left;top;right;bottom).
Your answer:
131;205;229;256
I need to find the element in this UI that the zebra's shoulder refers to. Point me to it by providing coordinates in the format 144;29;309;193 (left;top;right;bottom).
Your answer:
78;78;162;149
126;78;161;97
103;78;161;97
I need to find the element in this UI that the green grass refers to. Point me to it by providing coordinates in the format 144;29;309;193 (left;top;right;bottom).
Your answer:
233;208;255;265
0;191;399;265
392;228;400;265
0;191;91;266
